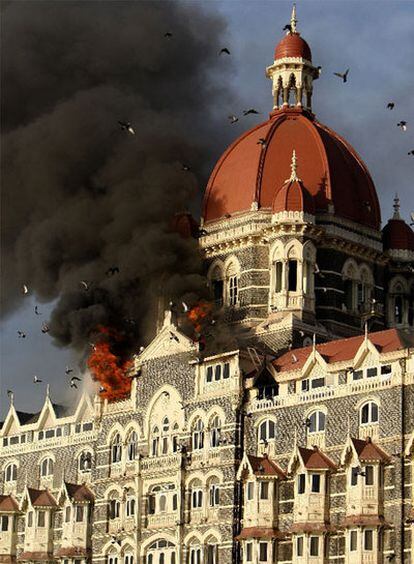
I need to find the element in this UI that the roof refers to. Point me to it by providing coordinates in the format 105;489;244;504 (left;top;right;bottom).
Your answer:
383;218;414;251
16;411;39;425
64;483;94;503
203;109;380;229
351;437;391;463
247;454;286;478
274;32;312;61
27;488;57;508
273;178;315;214
0;495;19;512
272;328;413;373
55;548;91;558
298;446;337;470
236;527;286;540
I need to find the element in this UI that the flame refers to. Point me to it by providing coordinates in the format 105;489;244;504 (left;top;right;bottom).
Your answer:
187;300;213;334
87;327;132;402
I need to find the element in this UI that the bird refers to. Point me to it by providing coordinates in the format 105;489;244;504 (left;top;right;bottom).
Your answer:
243;109;260;116
105;266;120;276
89;343;97;352
70;380;78;389
283;24;292;33
41;323;50;334
65;366;73;375
33;375;42;383
387;102;395;110
181;164;191;171
99;386;106;394
386;553;396;561
22;284;29;295
408;150;414;156
34;306;41;315
182;302;189;313
228;115;238;124
410;212;414;226
299;330;305;337
164;32;173;38
397;121;407;131
71;376;81;382
320;287;328;293
118;121;135;135
17;330;26;338
257;138;267;147
333;68;349;82
169;332;179;343
70;376;81;389
219;48;230;55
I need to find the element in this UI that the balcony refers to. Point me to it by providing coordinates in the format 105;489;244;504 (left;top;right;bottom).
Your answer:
359;424;379;441
190;449;222;469
147;512;178;529
306;432;326;450
141;453;182;474
108;518;122;534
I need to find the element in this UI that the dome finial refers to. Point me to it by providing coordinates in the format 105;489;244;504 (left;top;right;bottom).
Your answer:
291;3;297;34
393;193;401;219
286;149;301;182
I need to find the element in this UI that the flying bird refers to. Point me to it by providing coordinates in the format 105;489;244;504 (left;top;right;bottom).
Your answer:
243;109;260;116
33;375;42;384
333;68;349;83
397;121;407;131
70;380;78;389
80;280;90;291
41;323;50;334
34;306;41;315
65;366;73;375
228;115;238;124
118;121;135;135
387;102;395;110
70;376;81;389
410;212;414;226
105;266;120;276
182;302;189;313
257;138;267;147
17;330;26;338
283;24;292;33
408;150;414;156
22;284;29;295
219;48;230;55
164;32;173;38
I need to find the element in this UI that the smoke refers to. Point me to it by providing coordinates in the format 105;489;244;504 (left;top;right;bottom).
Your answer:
1;1;236;367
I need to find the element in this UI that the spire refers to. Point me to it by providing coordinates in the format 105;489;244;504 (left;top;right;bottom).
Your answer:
46;383;50;400
393;193;401;219
286;150;301;182
290;4;297;33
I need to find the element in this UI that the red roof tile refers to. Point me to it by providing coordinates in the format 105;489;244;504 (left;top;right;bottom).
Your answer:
65;483;94;503
274;33;312;61
18;553;52;561
236;527;286;540
247;455;286;478
351;437;391;463
27;488;57;508
383;218;414;251
298;446;337;470
273;179;315;214
55;547;91;558
272;328;412;373
0;556;16;563
0;495;19;513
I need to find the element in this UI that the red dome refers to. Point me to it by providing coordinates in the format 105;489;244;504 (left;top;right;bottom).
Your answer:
273;179;315;214
203;109;381;229
274;33;312;61
383;219;414;251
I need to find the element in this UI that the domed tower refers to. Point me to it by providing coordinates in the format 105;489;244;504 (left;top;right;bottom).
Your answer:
200;6;384;350
383;195;414;329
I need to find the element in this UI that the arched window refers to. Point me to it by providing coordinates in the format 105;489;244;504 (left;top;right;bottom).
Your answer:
360;402;379;425
108;552;119;564
307;411;326;433
210;416;222;448
40;457;53;477
191;483;203;509
127;431;138;461
210;265;224;307
258;419;276;442
108;497;120;520
288;259;298;291
226;261;239;306
192;419;204;450
206;544;218;564
159;494;167;512
161;417;170;455
4;463;17;482
151;426;160;457
79;451;92;472
126;494;136;518
111;433;122;464
172;423;180;453
209;480;220;507
395;295;403;324
190;547;202;564
274;261;283;293
124;554;134;564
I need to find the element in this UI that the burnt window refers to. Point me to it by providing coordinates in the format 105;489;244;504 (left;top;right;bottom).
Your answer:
212;279;224;306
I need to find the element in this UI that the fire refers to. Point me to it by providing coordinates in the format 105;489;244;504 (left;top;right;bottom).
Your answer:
87;327;132;402
187;300;213;334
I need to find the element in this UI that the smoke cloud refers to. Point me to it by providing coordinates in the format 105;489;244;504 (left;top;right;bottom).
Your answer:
1;1;236;368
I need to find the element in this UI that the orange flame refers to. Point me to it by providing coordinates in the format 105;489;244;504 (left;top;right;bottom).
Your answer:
187;300;213;334
87;327;132;402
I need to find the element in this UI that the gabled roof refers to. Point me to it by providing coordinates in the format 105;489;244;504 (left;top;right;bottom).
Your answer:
26;488;57;508
297;446;337;470
0;494;19;512
247;455;286;479
272;329;412;373
351;437;391;463
64;483;94;503
16;411;39;425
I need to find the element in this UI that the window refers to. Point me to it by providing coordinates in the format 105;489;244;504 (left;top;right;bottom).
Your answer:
311;377;325;389
344;278;355;310
288;260;298;292
126;496;136;517
75;506;84;522
192;489;203;509
108;555;119;564
148;494;155;515
229;275;238;305
258;419;276;442
205;545;217;564
37;511;45;527
298;473;306;494
109;499;120;519
159;495;167;512
381;364;392;376
210;416;221;448
40;457;53;477
27;511;33;527
215;365;221;381
79;451;92;472
275;262;283;293
212;280;224;306
172;494;178;511
151;426;160;457
360;402;379;425
395;296;403;324
297;536;304;556
1;515;9;532
365;465;374;486
161;418;170;455
260;482;269;500
350;467;359;486
364;529;373;550
367;367;377;378
311;473;321;493
65;506;71;522
5;463;17;482
223;362;230;379
259;542;268;562
246;482;254;501
209;483;220;507
301;379;310;392
127;431;138;461
111;433;122;463
350;530;358;551
310;536;319;556
352;370;363;381
124;555;134;564
206;366;213;383
307;411;326;433
192;419;204;450
246;542;253;562
190;548;202;564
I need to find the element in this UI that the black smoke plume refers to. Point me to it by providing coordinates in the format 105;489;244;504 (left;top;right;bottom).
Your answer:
1;1;236;362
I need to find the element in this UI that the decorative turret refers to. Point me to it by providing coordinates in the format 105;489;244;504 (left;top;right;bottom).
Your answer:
266;5;320;110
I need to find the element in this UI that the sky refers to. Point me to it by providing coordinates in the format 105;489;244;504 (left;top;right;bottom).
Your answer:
1;0;413;418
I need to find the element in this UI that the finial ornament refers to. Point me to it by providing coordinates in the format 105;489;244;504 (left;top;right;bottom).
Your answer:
290;4;297;33
7;390;14;406
393;193;401;219
46;383;50;399
286;149;301;182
